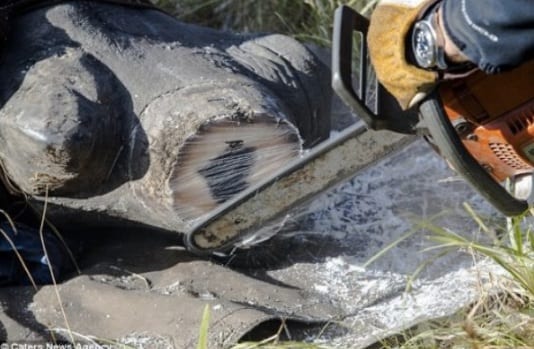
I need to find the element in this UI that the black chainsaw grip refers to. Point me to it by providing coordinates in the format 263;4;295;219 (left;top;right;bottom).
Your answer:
420;96;528;216
331;5;377;129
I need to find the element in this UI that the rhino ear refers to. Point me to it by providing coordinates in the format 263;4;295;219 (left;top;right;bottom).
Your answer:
0;50;134;197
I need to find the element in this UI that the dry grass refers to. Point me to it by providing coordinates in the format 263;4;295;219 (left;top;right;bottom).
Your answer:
154;0;378;46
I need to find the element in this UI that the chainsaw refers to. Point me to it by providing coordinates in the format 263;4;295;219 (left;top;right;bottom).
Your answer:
184;6;534;256
331;6;534;216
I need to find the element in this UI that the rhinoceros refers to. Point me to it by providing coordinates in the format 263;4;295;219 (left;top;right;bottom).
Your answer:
0;0;331;235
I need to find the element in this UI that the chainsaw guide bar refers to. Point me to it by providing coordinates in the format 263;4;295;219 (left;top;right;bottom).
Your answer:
184;121;414;255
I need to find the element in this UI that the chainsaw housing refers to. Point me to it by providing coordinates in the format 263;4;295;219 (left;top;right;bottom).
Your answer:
440;61;534;182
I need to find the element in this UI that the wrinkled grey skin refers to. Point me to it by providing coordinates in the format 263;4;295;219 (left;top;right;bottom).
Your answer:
0;2;331;232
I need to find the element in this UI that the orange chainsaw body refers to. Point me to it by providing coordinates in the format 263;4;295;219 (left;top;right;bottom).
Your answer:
439;61;534;182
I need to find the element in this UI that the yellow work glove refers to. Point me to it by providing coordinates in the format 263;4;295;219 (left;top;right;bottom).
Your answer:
367;0;438;110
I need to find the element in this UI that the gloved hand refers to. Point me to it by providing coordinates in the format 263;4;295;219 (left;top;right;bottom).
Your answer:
367;0;438;110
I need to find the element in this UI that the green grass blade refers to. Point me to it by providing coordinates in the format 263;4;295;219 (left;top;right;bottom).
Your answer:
197;304;211;349
363;228;419;268
463;202;491;234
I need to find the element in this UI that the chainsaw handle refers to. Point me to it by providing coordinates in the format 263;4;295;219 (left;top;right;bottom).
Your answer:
420;96;528;216
332;6;379;128
331;6;419;134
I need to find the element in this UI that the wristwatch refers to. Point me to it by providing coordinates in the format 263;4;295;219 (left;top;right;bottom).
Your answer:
411;5;448;70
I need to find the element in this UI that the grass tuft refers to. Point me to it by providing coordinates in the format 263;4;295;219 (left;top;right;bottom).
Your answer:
365;203;534;349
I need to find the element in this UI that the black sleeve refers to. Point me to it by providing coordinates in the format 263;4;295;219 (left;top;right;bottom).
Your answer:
442;0;534;73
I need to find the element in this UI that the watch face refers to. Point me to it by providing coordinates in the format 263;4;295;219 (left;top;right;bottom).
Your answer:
412;21;436;68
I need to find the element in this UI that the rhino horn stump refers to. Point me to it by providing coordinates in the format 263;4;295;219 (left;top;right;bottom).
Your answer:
133;82;304;221
0;2;331;233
